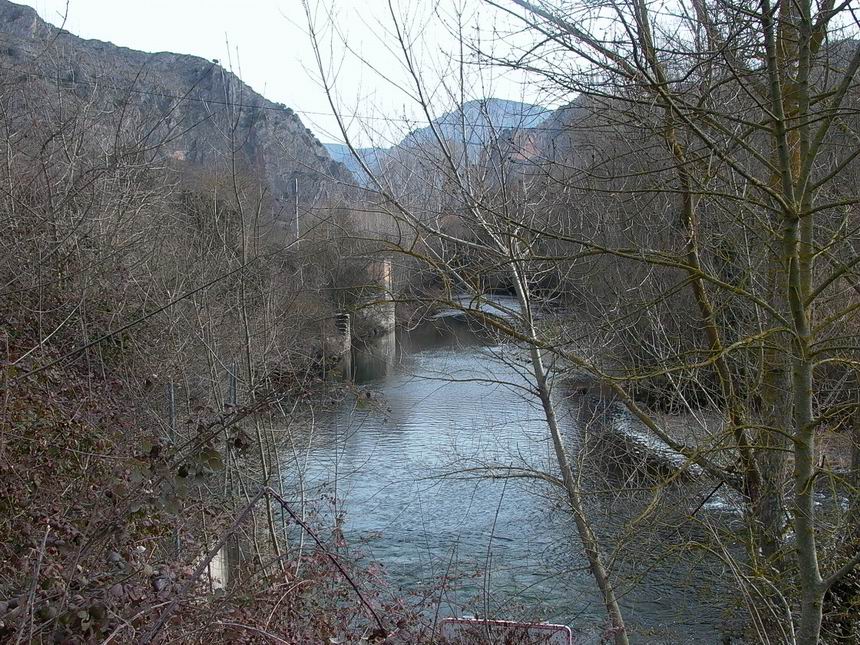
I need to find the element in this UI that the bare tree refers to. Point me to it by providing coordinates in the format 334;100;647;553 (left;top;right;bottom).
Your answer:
307;0;860;641
479;1;860;642
304;2;636;641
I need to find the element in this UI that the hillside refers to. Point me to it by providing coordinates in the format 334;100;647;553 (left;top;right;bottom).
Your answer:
0;3;387;642
0;0;351;212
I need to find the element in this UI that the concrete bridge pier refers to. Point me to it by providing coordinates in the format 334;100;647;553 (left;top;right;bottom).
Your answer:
334;311;352;380
367;258;396;335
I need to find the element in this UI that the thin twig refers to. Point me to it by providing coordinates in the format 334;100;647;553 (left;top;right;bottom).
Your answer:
266;488;387;637
19;524;51;645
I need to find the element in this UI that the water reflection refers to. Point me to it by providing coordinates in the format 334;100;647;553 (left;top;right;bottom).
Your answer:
352;328;397;381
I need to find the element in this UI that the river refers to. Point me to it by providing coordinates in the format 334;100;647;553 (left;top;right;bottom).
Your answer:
289;307;743;643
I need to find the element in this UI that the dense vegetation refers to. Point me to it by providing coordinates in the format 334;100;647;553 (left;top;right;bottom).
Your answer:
3;0;860;643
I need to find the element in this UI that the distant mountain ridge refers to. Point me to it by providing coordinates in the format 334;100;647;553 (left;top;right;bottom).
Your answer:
403;98;552;149
324;98;553;185
0;0;350;210
323;144;388;185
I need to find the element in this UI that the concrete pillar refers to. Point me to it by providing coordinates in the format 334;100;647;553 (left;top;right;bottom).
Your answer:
335;311;352;380
370;258;396;332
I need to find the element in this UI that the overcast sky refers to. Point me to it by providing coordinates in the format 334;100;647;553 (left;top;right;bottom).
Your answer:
17;0;556;146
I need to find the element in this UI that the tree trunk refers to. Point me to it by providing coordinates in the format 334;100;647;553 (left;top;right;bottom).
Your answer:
851;399;860;534
510;264;629;645
755;337;790;566
784;213;824;645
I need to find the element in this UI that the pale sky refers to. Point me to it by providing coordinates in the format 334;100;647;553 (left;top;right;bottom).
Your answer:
17;0;558;147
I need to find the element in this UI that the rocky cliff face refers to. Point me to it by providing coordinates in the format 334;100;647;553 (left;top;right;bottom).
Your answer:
0;0;351;211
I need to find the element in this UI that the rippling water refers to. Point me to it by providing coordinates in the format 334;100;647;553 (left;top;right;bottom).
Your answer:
284;314;742;643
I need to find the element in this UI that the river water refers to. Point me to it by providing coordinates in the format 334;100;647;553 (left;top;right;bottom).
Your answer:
291;311;742;643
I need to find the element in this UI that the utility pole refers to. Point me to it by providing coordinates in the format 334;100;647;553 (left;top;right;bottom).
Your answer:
295;177;302;285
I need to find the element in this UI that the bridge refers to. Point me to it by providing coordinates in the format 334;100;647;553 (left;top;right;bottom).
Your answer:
431;293;523;323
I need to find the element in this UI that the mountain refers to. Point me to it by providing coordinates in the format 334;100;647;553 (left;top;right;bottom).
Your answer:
507;94;589;167
324;98;552;186
403;98;552;151
0;0;350;211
